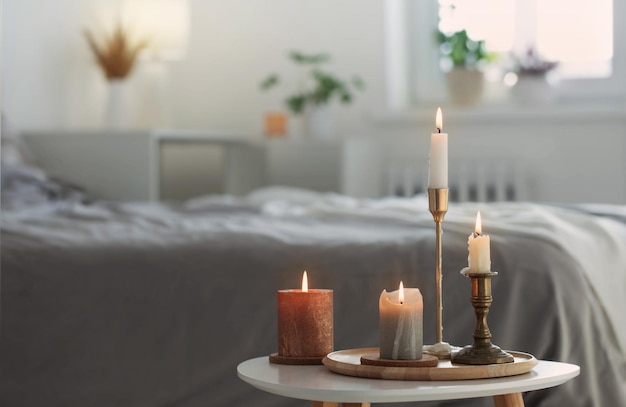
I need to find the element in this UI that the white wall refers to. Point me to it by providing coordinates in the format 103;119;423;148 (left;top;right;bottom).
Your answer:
2;0;386;135
3;0;118;129
170;0;386;134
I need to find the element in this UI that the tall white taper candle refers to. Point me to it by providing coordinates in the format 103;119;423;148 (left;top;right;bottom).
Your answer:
428;107;448;188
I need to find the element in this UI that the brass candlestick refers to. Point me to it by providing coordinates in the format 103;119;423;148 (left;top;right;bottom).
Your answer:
423;188;459;359
451;268;514;365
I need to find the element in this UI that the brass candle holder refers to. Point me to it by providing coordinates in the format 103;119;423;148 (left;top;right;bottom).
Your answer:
451;268;514;365
423;188;459;359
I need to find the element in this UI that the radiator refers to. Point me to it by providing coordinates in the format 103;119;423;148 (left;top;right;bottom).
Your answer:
386;159;527;202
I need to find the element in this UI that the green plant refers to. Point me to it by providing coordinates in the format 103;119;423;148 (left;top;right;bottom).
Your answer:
436;29;496;70
260;51;364;115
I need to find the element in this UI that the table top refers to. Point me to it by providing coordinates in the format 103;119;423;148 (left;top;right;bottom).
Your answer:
237;356;580;403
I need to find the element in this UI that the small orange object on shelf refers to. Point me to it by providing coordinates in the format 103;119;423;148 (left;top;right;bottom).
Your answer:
264;111;287;137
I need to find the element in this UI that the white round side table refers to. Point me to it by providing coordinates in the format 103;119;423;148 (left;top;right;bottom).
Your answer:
237;356;579;407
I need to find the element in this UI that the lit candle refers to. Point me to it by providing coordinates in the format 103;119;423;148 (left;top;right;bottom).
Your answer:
379;281;423;360
468;211;491;272
277;271;333;357
428;107;448;188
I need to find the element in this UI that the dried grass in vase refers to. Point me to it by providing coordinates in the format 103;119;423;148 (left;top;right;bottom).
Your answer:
84;23;149;80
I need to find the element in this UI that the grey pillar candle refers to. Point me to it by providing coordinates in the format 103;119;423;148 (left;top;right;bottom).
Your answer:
379;283;423;360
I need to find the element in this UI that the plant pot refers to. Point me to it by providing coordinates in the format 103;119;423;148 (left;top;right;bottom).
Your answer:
510;74;555;105
304;104;333;139
445;68;485;107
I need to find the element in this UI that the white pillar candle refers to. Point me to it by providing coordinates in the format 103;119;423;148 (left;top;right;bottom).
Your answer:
379;281;423;360
468;211;491;272
428;107;448;188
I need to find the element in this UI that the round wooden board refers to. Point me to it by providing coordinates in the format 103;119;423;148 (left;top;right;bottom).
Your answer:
323;348;537;381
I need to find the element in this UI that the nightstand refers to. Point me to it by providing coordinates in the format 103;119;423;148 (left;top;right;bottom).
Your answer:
23;130;384;201
23;129;265;201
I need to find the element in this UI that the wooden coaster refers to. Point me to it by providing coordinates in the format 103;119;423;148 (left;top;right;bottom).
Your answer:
360;353;439;367
269;353;325;365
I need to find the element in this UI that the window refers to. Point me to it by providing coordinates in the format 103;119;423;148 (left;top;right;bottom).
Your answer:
438;0;613;79
535;1;612;78
385;0;625;106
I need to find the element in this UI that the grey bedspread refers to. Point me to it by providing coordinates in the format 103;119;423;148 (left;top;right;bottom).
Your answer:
2;188;625;407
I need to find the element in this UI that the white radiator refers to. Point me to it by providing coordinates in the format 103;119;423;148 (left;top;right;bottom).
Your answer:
386;159;527;202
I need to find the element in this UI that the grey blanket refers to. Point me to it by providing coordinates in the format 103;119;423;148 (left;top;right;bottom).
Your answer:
2;188;625;407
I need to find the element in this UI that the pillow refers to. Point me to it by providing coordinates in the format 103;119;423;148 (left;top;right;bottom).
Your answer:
1;114;36;168
1;115;86;211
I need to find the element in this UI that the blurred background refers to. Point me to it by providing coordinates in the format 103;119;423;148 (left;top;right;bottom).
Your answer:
3;0;625;204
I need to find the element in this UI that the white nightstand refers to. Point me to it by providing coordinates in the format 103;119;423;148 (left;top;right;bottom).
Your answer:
24;131;385;201
23;129;266;201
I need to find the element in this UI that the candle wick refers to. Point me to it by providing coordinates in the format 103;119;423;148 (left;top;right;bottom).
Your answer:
437;128;441;133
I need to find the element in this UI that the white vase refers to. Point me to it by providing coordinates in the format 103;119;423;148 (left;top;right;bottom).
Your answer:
511;75;555;105
106;79;129;129
304;104;333;139
445;68;485;107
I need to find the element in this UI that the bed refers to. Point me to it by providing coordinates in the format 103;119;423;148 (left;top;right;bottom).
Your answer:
2;170;626;407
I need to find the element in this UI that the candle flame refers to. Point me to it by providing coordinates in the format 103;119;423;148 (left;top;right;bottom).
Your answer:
302;270;308;292
399;281;404;304
475;211;482;235
435;107;443;132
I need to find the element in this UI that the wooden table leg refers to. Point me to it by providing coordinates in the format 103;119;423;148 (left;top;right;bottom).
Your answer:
311;402;369;407
493;392;524;407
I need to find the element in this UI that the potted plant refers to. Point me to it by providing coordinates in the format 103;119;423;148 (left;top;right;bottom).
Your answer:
260;51;364;138
84;23;149;128
509;47;559;104
436;29;496;106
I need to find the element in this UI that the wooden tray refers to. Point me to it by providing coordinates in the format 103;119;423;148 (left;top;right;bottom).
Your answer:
323;348;537;381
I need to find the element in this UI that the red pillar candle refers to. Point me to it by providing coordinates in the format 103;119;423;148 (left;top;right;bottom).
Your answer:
277;271;333;357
